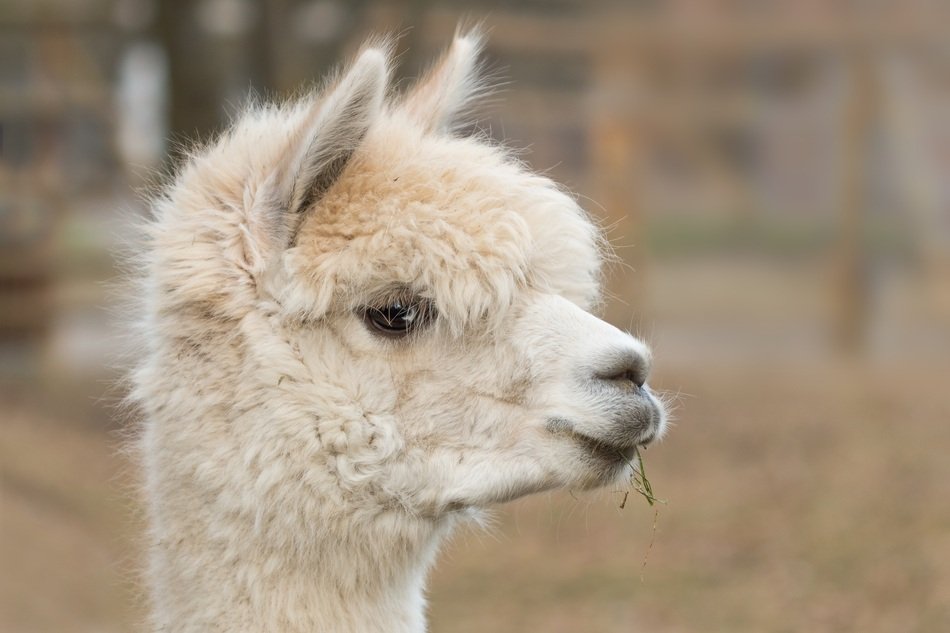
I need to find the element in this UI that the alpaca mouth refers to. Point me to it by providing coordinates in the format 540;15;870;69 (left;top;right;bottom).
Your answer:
574;433;640;463
545;417;653;463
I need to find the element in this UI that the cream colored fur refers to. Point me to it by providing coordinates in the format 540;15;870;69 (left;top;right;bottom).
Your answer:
131;31;666;633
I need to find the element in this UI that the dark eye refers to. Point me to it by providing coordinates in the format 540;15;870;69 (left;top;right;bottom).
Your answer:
362;299;434;339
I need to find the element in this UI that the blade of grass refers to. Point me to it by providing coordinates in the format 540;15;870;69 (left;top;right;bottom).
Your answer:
619;446;665;507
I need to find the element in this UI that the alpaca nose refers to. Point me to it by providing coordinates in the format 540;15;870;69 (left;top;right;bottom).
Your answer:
593;347;651;390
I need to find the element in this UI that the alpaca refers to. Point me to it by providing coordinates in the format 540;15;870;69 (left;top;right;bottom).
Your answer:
130;32;667;633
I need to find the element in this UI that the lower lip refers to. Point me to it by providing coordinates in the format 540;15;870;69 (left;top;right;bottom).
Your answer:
575;435;637;462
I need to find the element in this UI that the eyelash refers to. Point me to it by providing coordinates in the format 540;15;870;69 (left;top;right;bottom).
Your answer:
360;296;435;339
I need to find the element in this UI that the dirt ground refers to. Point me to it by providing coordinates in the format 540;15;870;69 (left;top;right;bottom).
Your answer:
3;356;949;633
427;361;950;632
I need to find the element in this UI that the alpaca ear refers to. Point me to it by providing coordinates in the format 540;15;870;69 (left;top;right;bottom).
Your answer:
402;31;484;132
274;47;388;227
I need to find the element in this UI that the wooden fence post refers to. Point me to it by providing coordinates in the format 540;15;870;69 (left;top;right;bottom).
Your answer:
589;40;648;330
834;50;874;354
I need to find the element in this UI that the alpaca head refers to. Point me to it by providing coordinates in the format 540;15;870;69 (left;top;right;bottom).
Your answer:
144;33;666;538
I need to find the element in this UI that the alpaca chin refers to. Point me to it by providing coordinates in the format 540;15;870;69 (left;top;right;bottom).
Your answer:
130;29;665;633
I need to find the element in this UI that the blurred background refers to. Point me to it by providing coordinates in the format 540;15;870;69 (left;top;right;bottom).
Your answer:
2;0;950;631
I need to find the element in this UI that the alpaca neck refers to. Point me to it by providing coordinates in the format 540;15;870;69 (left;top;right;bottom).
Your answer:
150;507;457;633
289;521;449;633
254;549;434;633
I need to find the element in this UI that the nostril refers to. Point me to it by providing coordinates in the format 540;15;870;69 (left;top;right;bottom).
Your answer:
595;350;650;389
622;369;645;388
609;369;645;389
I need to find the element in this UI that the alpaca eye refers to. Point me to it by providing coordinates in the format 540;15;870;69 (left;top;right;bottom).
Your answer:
362;300;433;339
